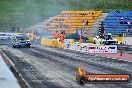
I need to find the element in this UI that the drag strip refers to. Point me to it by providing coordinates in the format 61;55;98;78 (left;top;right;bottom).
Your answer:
118;45;132;54
34;46;132;74
1;45;132;88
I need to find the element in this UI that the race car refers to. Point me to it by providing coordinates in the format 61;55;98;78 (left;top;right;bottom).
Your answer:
93;34;118;45
12;35;31;48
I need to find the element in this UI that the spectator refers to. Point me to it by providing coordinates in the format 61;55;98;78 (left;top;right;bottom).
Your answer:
86;20;89;26
116;10;120;13
120;22;127;24
92;12;94;15
127;25;132;32
93;16;95;20
100;22;105;30
82;19;84;23
128;22;132;24
120;17;124;20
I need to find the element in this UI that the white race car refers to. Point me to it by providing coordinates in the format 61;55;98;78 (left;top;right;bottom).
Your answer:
93;34;118;45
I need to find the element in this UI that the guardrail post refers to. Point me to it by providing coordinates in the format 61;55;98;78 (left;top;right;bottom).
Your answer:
120;50;122;56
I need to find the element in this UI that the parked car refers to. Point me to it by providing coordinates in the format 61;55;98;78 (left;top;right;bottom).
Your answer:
93;34;118;45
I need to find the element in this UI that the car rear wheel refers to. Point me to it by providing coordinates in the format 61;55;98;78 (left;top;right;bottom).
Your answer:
27;45;30;48
13;45;16;48
93;41;96;44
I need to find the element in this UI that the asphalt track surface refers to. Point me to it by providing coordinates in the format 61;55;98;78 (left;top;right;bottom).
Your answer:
1;45;132;88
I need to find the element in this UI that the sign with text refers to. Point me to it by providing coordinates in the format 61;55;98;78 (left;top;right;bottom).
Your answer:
88;45;117;53
76;67;131;85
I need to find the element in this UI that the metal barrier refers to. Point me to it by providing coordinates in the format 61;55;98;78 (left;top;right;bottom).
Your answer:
0;39;12;45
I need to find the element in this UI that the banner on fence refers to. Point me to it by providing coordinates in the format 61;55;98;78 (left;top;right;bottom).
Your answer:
88;45;117;53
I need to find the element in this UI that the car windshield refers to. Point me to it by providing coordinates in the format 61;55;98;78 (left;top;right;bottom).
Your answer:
105;35;112;40
16;36;28;41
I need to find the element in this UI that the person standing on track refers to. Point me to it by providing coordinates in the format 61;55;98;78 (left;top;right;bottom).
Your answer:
54;31;59;39
60;32;65;43
79;36;83;43
121;32;126;37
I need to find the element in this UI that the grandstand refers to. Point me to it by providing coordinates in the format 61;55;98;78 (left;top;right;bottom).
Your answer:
103;10;132;35
47;11;102;34
46;10;132;36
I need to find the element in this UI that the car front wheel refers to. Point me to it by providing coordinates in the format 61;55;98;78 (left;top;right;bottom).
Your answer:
93;41;96;44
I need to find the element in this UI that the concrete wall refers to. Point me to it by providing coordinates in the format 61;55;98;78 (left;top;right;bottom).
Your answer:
122;37;132;45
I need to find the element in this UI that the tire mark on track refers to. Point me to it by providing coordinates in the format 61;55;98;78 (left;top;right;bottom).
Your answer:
19;47;132;88
33;47;132;74
2;46;132;88
2;49;65;88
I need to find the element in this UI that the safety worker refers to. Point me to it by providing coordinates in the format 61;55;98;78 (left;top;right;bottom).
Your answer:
79;36;83;43
60;32;65;43
121;32;126;37
54;31;59;39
